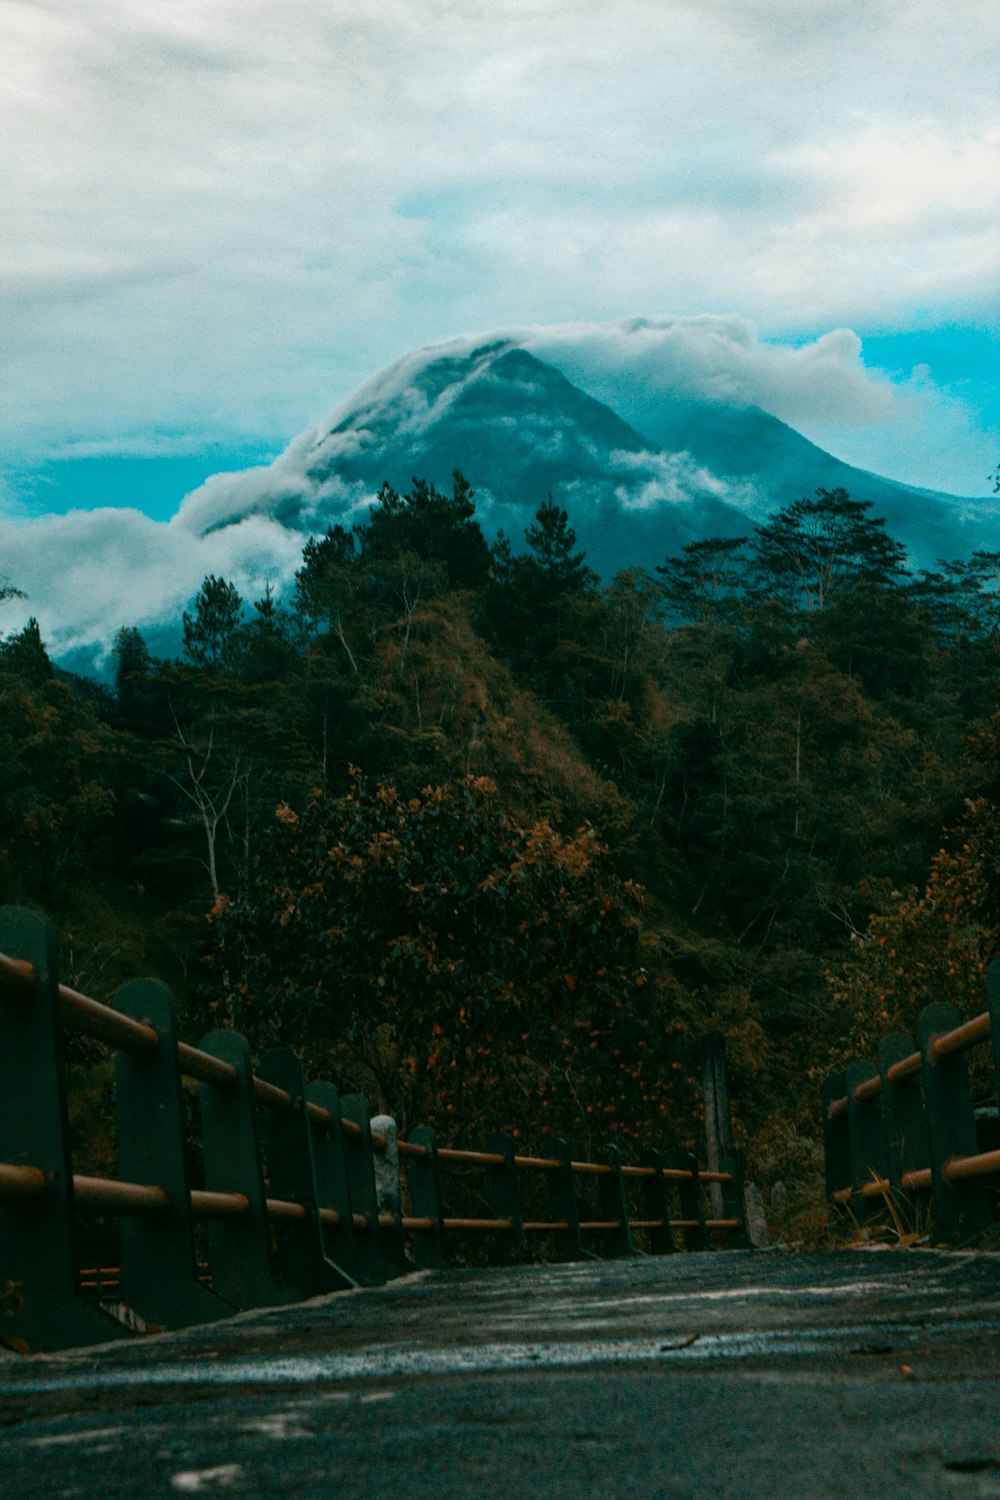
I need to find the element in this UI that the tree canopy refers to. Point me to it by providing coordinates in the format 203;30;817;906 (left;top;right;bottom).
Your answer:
4;474;997;1210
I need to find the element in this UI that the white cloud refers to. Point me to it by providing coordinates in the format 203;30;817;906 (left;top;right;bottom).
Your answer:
524;317;895;431
0;0;996;486
0;506;305;662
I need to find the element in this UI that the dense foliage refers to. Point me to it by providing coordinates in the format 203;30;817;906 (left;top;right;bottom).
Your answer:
4;473;1000;1199
204;772;688;1149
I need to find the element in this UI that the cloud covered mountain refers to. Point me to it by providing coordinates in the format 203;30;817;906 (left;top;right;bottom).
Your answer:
2;320;996;670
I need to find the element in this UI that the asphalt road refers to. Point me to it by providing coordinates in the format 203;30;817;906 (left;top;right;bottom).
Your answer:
3;1249;1000;1498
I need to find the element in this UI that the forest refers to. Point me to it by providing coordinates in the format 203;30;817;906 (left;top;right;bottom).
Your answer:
3;476;1000;1239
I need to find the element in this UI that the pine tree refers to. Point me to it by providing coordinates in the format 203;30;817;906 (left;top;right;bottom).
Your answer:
750;489;907;612
182;575;244;670
524;496;596;592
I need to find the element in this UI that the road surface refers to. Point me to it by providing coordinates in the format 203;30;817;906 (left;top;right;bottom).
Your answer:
2;1248;999;1497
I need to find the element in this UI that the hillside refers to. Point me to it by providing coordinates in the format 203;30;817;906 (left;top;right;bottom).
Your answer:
4;471;1000;1237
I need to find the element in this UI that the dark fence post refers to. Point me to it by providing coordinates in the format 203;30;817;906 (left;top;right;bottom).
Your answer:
917;1002;990;1243
844;1056;888;1222
877;1033;928;1215
717;1151;750;1245
115;979;233;1328
698;1036;750;1244
678;1149;709;1251
406;1126;445;1269
0;906;126;1350
820;1072;850;1214
597;1143;634;1257
258;1046;355;1293
340;1093;401;1283
640;1148;676;1255
486;1131;523;1257
198;1028;288;1310
701;1035;732;1220
543;1136;586;1261
305;1079;364;1283
987;964;1000;1098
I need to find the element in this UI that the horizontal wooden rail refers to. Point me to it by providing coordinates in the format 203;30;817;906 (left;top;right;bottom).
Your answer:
436;1147;506;1167
836;1147;1000;1204
886;1052;922;1085
828;1008;993;1118
397;1139;428;1159
0;1161;383;1234
73;1175;169;1218
0;1162;47;1201
931;1012;992;1061
945;1148;1000;1184
0;952;381;1146
394;1146;724;1185
190;1190;250;1221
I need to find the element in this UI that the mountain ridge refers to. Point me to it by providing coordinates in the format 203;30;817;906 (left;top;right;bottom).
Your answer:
178;338;994;579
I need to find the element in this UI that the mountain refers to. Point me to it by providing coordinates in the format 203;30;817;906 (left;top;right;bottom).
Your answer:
5;330;998;672
179;336;996;578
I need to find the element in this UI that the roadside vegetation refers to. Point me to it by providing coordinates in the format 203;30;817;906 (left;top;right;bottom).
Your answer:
3;476;1000;1216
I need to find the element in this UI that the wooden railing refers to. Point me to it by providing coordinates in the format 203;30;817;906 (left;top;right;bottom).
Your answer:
0;906;747;1353
821;964;1000;1242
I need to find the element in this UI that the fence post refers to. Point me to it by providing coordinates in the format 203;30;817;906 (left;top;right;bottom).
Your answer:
717;1152;750;1245
917;1002;990;1243
405;1126;445;1269
114;979;234;1329
486;1132;523;1258
986;964;1000;1096
820;1072;850;1214
257;1046;356;1293
844;1056;888;1222
701;1035;732;1221
678;1149;709;1250
197;1028;288;1310
543;1136;586;1261
305;1079;365;1283
640;1148;676;1254
877;1032;928;1217
0;906;127;1350
340;1093;402;1282
597;1143;634;1257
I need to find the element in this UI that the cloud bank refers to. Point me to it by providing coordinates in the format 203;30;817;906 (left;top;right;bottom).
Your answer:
1;0;996;488
0;506;306;667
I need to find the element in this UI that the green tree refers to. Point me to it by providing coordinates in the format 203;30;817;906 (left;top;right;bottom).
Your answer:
1;618;52;682
0;621;118;904
524;496;597;593
656;536;750;626
358;472;491;590
182;576;244;670
751;489;907;612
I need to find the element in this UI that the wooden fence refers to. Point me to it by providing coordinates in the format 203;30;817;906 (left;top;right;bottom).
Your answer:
0;906;747;1353
822;962;1000;1242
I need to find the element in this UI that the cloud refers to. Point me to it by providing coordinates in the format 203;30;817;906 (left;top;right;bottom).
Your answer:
0;505;306;663
1;0;996;489
524;317;895;433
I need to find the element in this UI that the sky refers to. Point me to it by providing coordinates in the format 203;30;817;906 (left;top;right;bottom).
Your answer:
1;0;998;653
